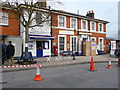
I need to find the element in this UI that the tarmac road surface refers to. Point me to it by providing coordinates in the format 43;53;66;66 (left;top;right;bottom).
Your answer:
2;63;119;88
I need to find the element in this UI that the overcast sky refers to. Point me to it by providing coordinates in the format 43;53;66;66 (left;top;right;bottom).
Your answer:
48;0;119;39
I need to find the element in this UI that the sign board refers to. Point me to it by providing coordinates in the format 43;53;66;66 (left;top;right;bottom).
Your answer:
91;42;97;50
59;30;74;35
29;12;51;36
110;41;116;55
28;41;34;50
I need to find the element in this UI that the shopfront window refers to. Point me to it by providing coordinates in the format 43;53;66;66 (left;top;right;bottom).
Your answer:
99;38;104;51
43;41;49;49
59;37;65;52
71;36;77;51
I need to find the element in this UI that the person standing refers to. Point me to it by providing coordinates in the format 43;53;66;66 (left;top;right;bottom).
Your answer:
6;41;15;66
1;40;7;65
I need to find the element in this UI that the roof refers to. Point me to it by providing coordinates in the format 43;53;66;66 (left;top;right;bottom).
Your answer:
51;9;109;24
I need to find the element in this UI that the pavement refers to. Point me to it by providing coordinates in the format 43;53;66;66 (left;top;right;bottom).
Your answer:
1;54;119;72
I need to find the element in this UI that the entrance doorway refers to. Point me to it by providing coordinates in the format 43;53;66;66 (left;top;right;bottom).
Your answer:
36;41;43;57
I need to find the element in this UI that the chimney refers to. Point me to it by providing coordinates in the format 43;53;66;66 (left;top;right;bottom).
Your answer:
37;0;46;8
86;10;95;18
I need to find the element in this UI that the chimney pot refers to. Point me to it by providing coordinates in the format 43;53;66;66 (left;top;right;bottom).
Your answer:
92;10;94;13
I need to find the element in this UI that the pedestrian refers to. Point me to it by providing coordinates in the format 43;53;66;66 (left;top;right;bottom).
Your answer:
6;41;15;66
1;40;7;65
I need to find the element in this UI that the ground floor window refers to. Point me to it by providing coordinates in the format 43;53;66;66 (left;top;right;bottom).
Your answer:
58;35;66;53
70;36;77;51
99;38;104;51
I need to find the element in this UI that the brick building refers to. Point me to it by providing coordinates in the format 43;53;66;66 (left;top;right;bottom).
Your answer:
1;3;109;57
51;10;109;55
0;7;22;57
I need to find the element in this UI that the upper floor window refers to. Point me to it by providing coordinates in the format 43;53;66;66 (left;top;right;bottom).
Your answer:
71;18;77;29
98;23;103;32
82;20;87;30
90;21;96;30
0;12;8;26
58;15;66;27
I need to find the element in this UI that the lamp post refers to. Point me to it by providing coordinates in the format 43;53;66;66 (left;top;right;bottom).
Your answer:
72;28;76;60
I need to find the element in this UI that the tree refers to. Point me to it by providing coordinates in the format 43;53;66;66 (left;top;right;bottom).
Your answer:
2;0;51;52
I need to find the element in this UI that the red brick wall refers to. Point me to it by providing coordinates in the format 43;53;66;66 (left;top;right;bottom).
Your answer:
51;13;107;53
66;16;70;28
78;18;81;29
96;22;98;31
51;13;58;27
104;23;106;32
0;9;20;36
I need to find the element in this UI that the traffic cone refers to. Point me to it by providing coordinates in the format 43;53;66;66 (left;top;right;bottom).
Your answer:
33;65;42;81
117;58;120;66
89;57;96;71
107;59;112;69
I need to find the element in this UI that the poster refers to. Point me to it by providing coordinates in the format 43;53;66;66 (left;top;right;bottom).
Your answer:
110;41;116;55
91;42;97;50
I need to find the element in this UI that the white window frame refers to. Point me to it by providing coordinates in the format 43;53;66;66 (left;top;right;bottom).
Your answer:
98;23;104;32
91;37;96;41
90;21;96;31
70;36;77;52
58;35;67;53
58;15;66;28
81;19;88;30
98;37;104;51
0;12;8;26
70;17;77;29
81;35;90;41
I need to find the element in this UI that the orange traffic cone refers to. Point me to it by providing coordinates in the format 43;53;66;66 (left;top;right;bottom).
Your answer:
117;58;120;66
107;59;112;69
33;65;42;81
89;57;96;71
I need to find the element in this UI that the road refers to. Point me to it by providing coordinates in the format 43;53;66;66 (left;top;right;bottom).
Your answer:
2;63;119;88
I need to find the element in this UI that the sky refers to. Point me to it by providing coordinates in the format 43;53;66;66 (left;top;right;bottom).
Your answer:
48;0;119;39
1;0;119;39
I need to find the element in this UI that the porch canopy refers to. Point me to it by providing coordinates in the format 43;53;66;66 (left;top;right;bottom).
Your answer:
29;35;55;40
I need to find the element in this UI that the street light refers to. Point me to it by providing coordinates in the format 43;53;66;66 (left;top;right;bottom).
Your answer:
72;28;76;60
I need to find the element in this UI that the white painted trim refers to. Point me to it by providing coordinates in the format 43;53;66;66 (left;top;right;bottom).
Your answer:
70;36;77;52
98;37;104;51
52;26;106;34
80;35;90;41
58;35;67;53
97;31;106;34
52;26;79;31
58;15;66;28
81;19;88;30
78;32;92;35
79;29;89;32
70;17;78;30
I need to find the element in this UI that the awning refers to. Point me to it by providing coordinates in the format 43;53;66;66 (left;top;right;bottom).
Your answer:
29;35;55;40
